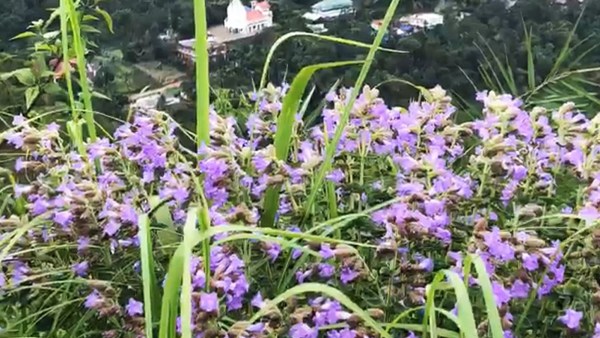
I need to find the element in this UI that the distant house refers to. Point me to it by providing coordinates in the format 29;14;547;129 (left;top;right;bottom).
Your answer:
176;34;228;65
224;0;273;34
370;12;444;38
400;13;444;29
302;0;355;22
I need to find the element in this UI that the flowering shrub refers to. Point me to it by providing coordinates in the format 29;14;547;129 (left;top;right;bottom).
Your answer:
2;84;600;337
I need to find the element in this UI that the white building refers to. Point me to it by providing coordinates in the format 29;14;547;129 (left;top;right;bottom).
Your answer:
224;0;273;34
400;13;444;30
302;0;355;22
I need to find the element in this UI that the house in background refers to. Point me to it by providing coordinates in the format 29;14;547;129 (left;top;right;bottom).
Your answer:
370;12;444;38
176;0;273;65
302;0;355;23
225;0;273;34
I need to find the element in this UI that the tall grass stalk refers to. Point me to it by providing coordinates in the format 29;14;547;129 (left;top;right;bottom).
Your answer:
59;0;84;155
260;61;363;228
301;0;402;222
64;0;96;143
193;0;210;147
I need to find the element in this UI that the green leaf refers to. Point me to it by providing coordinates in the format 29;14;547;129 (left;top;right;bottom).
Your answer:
95;7;114;33
159;246;184;338
25;86;40;110
138;214;160;338
180;208;197;338
250;283;391;338
14;68;36;87
83;14;99;22
80;24;102;34
65;0;97;143
471;255;504;338
11;31;37;40
443;270;479;337
260;60;363;228
149;196;179;248
92;90;112;101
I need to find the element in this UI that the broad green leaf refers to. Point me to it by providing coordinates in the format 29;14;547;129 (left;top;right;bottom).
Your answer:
250;283;391;338
14;68;36;87
25;86;40;110
95;7;114;33
138;214;160;338
11;31;37;40
260;60;363;228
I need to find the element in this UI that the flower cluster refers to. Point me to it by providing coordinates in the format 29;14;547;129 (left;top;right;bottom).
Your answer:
3;85;600;337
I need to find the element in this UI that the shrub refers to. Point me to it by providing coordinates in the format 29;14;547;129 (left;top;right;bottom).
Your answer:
2;85;600;337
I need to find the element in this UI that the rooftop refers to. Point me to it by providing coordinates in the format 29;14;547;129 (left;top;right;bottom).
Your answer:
311;0;353;12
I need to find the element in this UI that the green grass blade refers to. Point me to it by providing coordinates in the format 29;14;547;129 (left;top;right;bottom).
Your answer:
444;270;479;338
548;6;584;78
193;0;210;147
258;32;406;90
301;0;403;223
470;255;503;338
423;272;445;338
523;23;535;91
260;60;363;228
158;246;184;338
138;214;159;338
180;208;197;338
59;0;84;154
64;0;96;142
250;283;391;338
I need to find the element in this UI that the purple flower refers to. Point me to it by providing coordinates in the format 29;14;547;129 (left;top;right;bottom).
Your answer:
521;253;539;271
417;257;434;272
84;290;103;309
318;263;335;278
326;168;345;184
509;280;530;299
492;281;511;306
77;237;90;253
319;243;335;259
289;323;318;338
579;206;600;222
251;292;266;308
327;328;357;338
483;227;514;262
340;267;359;284
559;309;582;330
71;261;89;277
126;298;144;316
53;210;73;228
199;292;219;312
